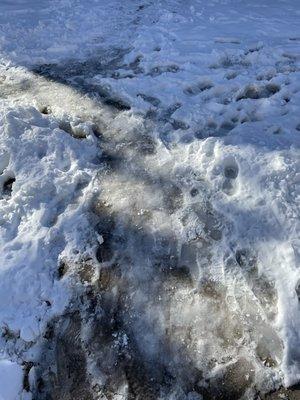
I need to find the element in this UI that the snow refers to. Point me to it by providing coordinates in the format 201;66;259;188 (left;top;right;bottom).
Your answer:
0;103;100;337
0;0;299;398
0;359;23;400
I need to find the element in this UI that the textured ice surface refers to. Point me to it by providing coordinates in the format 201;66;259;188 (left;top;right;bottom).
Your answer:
0;1;299;399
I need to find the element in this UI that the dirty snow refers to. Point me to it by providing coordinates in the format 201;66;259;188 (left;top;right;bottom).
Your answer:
0;0;299;399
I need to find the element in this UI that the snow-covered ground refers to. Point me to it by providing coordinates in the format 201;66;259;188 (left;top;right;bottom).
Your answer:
0;1;299;399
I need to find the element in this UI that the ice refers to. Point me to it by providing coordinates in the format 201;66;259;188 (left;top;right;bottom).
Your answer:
0;0;299;399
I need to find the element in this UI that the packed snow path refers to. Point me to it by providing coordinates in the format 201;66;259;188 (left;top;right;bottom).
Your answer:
0;1;299;399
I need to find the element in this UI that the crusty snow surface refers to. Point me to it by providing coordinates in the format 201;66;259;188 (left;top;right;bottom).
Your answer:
0;1;299;399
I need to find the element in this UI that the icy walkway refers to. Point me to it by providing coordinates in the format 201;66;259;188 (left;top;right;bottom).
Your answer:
0;1;299;399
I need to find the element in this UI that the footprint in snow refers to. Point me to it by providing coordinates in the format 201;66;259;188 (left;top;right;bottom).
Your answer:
236;83;281;101
222;157;239;196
